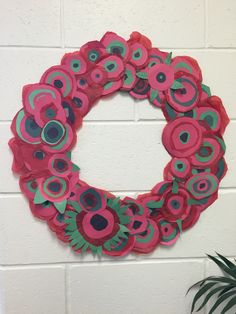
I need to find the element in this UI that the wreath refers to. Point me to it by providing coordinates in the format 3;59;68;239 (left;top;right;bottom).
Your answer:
9;32;229;257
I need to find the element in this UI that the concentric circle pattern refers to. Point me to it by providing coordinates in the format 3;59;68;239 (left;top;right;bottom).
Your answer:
9;32;229;257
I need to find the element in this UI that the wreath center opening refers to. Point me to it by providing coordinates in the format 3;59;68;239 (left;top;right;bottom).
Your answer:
73;94;170;192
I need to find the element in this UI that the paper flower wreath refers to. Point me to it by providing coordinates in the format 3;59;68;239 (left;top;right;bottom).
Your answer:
9;32;229;257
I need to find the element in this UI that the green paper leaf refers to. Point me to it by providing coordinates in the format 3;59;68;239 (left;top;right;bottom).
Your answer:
202;83;211;97
165;102;177;120
171;80;184;90
65;221;77;232
172;180;179;194
89;244;98;255
188;198;201;205
215;136;226;152
119;216;130;225
176;219;182;234
165;52;172;65
74;238;86;250
119;224;129;233
96;246;103;257
150;90;159;102
118;230;128;239
146;199;164;209
174;62;192;73
66;151;72;159
81;243;89;254
34;189;47;204
65;211;77;218
104;241;112;251
67;200;82;213
72;163;80;172
117;205;129;214
54;200;67;214
136;71;148;79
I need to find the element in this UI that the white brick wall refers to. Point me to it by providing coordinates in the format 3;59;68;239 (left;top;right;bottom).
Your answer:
0;1;235;313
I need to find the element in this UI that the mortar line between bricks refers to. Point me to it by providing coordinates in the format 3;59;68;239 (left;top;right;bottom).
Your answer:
1;256;236;269
203;257;208;314
65;265;70;314
1;119;236;124
1;187;236;196
0;46;236;51
0;257;208;268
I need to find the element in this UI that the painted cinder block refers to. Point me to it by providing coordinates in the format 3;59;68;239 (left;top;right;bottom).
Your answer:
64;0;205;48
67;261;205;314
208;0;236;47
0;266;65;314
0;0;61;47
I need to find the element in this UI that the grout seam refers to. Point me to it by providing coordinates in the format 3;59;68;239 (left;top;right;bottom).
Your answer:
1;118;236;124
1;187;236;196
64;264;70;314
0;46;236;51
1;256;236;268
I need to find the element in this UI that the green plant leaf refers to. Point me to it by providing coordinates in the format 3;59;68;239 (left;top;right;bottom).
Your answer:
191;282;217;313
187;279;206;295
219;285;236;297
196;285;227;312
136;71;148;79
221;295;236;314
207;254;236;279
205;276;236;286
209;290;236;314
187;276;236;295
216;252;236;269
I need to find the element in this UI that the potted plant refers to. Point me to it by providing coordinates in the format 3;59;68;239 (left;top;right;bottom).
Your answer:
188;253;236;313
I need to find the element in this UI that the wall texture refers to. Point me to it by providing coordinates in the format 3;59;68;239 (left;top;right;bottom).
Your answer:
0;1;236;313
